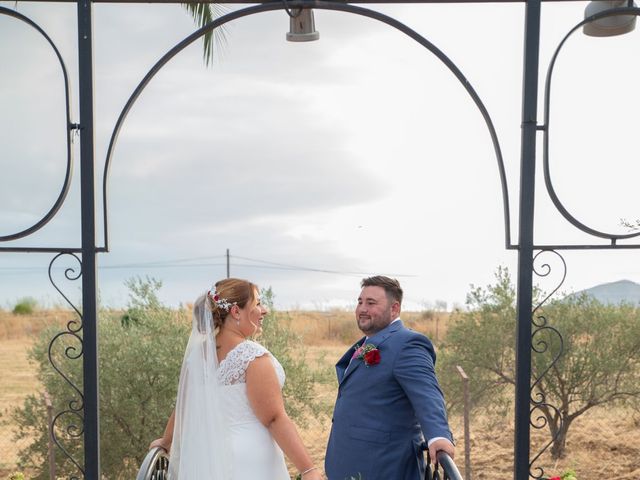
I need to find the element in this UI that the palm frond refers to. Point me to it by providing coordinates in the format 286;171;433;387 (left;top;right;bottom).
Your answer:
181;3;229;66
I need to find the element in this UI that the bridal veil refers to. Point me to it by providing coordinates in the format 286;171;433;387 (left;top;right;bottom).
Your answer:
168;294;232;479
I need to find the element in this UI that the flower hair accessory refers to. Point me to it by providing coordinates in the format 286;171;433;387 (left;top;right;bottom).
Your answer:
208;290;237;312
352;343;381;367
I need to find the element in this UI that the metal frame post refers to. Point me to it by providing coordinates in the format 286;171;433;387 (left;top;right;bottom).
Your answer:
515;0;541;478
77;0;100;477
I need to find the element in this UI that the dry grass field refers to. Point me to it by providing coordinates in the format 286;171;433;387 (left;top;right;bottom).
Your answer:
0;337;38;475
0;309;639;479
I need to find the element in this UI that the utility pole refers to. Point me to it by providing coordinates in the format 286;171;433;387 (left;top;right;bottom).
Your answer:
226;248;230;278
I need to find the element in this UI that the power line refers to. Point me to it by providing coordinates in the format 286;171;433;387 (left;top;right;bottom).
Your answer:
232;254;417;278
101;263;227;270
102;254;226;268
0;252;418;278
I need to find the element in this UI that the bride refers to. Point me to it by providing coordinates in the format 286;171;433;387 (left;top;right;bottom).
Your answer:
149;278;323;480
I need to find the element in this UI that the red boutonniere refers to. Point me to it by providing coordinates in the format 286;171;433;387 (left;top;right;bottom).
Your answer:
352;343;381;366
543;469;577;480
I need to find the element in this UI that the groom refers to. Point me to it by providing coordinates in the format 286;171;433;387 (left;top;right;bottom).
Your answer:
325;276;454;480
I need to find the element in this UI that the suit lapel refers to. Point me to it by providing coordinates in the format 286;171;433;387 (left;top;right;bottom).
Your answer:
338;321;403;386
336;337;365;383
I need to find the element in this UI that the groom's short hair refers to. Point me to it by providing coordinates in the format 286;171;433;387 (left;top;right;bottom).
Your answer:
361;276;403;305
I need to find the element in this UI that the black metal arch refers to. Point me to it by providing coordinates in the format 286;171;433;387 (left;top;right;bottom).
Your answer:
101;0;513;252
543;6;640;244
0;6;76;243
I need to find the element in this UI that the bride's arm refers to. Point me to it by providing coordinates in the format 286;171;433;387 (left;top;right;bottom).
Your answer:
246;356;323;480
149;409;175;452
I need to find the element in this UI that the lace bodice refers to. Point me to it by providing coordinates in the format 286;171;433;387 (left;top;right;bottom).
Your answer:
217;340;285;386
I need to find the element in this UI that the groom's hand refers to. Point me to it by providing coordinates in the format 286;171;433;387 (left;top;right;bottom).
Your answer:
428;438;455;465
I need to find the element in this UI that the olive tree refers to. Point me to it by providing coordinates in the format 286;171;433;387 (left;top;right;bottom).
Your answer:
11;278;189;479
438;267;640;458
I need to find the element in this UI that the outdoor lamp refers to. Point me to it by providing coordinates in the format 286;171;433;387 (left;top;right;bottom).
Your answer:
286;8;320;42
583;0;637;36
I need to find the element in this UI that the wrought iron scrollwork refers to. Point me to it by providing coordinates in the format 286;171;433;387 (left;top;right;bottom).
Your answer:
47;252;85;479
529;249;566;479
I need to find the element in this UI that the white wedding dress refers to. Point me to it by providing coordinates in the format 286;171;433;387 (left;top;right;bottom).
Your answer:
216;340;291;480
168;295;291;480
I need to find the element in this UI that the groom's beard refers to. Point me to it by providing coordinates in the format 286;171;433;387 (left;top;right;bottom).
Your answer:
357;309;392;336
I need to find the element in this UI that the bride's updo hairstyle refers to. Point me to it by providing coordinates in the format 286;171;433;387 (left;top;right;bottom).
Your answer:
206;278;258;331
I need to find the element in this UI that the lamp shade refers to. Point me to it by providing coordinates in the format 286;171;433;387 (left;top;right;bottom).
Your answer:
286;9;320;42
584;0;637;36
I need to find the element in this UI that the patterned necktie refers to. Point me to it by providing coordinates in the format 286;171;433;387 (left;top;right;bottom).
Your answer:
351;341;364;359
349;339;367;367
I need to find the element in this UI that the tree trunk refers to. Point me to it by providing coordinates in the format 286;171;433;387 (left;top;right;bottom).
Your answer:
550;416;572;459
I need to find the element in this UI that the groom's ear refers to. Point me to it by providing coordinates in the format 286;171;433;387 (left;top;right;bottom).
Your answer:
390;300;401;318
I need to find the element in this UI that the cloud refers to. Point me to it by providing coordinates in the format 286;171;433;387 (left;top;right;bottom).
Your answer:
2;2;640;312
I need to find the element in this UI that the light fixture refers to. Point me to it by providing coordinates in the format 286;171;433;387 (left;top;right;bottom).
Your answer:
286;8;319;42
583;0;637;36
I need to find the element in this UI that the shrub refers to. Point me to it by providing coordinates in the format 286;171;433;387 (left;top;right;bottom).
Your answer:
258;287;333;425
12;298;37;315
11;279;189;479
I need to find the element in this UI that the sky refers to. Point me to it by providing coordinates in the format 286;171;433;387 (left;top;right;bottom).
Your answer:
1;1;639;311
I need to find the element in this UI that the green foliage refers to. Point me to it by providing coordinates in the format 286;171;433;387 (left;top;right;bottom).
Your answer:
437;266;519;415
543;468;578;480
180;3;228;66
12;297;37;315
11;278;189;479
98;300;188;477
120;276;163;327
258;287;333;426
621;218;640;231
438;266;640;458
124;276;163;311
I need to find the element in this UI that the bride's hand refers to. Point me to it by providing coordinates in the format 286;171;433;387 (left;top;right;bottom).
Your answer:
302;470;324;480
148;437;169;451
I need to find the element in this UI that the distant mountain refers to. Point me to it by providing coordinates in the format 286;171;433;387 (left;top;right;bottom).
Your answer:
569;279;640;305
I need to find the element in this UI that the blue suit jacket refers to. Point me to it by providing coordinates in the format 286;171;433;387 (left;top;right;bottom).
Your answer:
324;320;452;480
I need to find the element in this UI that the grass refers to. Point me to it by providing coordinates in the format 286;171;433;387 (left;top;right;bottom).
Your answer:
281;309;450;345
1;310;639;479
0;311;73;477
0;309;75;341
0;337;39;476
